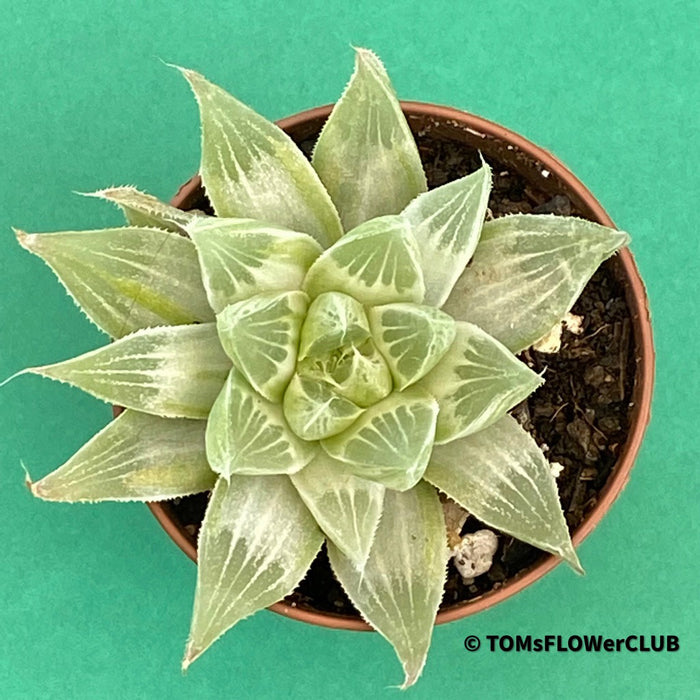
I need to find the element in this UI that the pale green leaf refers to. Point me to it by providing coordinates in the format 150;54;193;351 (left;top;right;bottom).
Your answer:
15;227;214;338
419;322;541;443
297;339;393;408
425;414;582;572
298;292;370;360
206;369;316;479
188;217;322;314
216;291;308;403
184;475;323;669
302;215;425;305
403;162;492;307
29;410;215;502
443;215;630;353
283;374;364;441
327;482;447;688
291;453;384;568
321;387;438;491
20;324;230;419
368;303;456;390
81;186;198;233
312;48;426;230
178;67;342;247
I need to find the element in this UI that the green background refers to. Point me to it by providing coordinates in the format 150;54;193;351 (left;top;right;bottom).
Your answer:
1;1;697;698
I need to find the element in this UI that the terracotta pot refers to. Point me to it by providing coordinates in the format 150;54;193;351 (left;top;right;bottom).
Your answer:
147;102;654;631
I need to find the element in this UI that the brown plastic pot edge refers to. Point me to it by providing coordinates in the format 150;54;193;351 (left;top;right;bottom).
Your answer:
146;101;654;632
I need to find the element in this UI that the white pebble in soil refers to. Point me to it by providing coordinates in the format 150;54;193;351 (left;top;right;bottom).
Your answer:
452;529;499;584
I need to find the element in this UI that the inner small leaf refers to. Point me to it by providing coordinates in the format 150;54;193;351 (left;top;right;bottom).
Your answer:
298;291;370;360
297;339;393;408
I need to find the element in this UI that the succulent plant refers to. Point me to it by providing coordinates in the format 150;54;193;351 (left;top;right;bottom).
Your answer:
10;49;629;687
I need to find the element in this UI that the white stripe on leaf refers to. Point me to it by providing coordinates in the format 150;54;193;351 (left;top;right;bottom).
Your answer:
206;369;317;479
425;414;582;572
302;215;425;306
184;475;323;669
312;48;427;231
188;217;322;314
20;323;231;418
418;322;542;443
321;387;438;491
403;162;492;307
80;187;199;234
216;291;308;403
442;215;630;353
177;67;342;248
368;302;456;390
291;453;384;569
15;227;214;338
29;410;215;502
327;482;448;688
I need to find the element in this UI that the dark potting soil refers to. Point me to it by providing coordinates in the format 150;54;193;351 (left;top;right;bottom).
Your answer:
167;124;637;618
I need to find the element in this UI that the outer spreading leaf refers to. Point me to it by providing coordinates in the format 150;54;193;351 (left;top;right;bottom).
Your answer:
188;217;322;314
443;215;630;352
291;453;384;568
216;291;308;403
206;369;316;479
184;475;323;669
327;482;447;688
179;67;342;247
321;387;438;491
312;48;426;230
425;414;582;572
298;292;370;360
20;324;230;418
82;186;197;233
419;322;542;443
283;374;363;441
403;162;492;307
302;215;425;305
15;227;214;338
368;303;456;390
297;339;393;408
29;410;215;502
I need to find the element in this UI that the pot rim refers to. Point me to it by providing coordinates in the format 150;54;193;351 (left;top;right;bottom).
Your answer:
151;100;654;631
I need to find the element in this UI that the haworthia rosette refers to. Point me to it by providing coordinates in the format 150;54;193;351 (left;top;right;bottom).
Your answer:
15;227;214;338
443;214;630;352
29;410;215;502
425;414;582;572
178;67;343;247
184;475;324;669
312;48;427;231
18;323;231;419
328;482;448;688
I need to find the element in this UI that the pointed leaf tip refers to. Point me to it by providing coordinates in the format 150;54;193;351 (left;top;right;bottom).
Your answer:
183;69;342;246
13;228;31;250
312;49;426;230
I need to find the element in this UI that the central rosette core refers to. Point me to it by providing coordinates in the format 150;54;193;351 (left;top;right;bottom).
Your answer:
285;291;393;440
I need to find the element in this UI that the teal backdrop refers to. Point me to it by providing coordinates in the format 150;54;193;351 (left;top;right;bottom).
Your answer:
1;1;697;698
